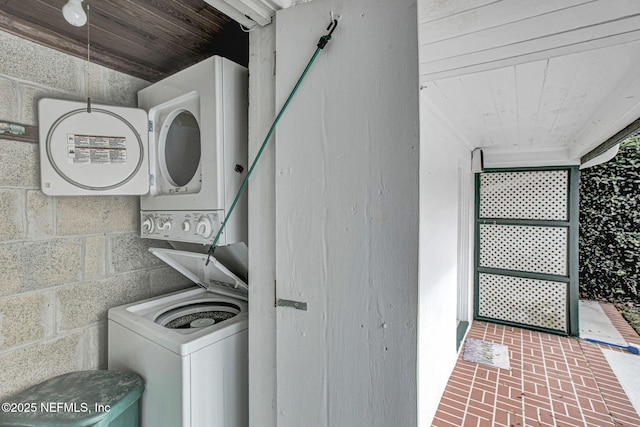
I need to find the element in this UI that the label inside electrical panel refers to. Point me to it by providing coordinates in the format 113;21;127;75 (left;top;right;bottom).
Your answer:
67;134;127;164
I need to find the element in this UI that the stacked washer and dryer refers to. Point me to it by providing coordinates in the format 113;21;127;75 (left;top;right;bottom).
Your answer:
38;56;249;427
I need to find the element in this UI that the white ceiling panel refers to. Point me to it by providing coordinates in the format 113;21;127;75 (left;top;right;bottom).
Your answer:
420;0;640;166
419;0;640;81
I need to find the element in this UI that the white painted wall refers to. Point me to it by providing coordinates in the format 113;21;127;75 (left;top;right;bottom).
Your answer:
268;0;420;425
418;91;474;425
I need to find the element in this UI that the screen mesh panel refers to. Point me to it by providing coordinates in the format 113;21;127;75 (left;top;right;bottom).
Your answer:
479;170;568;220
478;273;567;332
479;224;568;275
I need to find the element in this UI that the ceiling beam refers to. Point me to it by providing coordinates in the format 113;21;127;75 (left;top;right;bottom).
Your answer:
580;116;640;164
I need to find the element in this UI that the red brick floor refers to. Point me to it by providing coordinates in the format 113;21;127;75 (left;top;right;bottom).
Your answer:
432;302;640;427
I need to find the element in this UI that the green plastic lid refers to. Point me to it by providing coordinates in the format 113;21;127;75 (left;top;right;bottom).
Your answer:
0;370;144;426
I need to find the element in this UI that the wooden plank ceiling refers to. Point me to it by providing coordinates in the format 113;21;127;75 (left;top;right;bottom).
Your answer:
0;0;248;82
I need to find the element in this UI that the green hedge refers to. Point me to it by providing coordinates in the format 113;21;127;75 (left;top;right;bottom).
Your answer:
579;136;640;301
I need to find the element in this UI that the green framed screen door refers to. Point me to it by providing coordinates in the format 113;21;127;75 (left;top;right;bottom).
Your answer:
474;167;579;336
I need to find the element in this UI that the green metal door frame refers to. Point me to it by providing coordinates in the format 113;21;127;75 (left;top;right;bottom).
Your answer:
473;166;580;336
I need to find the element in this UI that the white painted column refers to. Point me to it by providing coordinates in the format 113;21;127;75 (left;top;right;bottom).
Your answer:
248;22;277;427
273;1;420;426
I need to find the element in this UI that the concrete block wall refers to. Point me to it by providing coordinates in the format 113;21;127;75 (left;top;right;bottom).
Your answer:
0;30;193;399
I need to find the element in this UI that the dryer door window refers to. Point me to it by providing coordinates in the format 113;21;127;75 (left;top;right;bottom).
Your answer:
159;109;202;192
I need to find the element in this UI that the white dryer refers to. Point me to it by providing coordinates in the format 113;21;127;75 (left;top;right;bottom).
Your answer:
108;248;248;427
138;57;248;246
38;56;248;246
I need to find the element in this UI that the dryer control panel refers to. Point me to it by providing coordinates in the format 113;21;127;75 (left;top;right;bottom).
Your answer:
140;210;224;245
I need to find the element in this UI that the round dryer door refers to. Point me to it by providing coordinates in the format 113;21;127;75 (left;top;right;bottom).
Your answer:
160;110;201;187
38;98;149;196
148;91;203;196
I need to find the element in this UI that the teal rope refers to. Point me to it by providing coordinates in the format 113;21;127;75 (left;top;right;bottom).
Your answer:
206;47;324;262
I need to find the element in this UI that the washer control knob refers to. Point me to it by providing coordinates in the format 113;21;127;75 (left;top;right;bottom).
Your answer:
182;221;191;232
157;220;172;231
142;217;155;234
196;217;213;238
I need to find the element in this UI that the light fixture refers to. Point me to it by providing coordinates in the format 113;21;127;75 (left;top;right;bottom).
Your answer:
62;0;87;27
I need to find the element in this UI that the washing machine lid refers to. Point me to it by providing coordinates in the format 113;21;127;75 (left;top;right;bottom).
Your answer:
149;248;248;301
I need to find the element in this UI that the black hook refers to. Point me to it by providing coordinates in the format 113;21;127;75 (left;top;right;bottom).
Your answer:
326;19;338;35
205;245;215;266
317;19;338;49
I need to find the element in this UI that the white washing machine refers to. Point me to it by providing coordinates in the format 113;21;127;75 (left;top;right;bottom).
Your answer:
108;248;248;427
38;55;248;246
